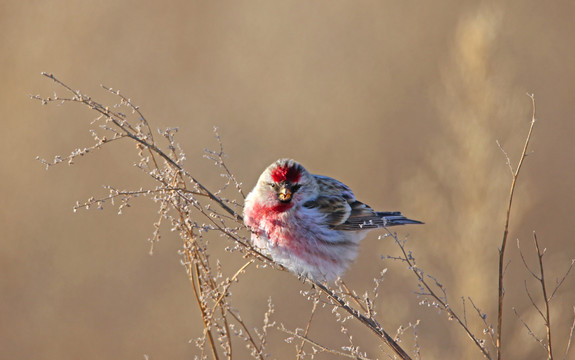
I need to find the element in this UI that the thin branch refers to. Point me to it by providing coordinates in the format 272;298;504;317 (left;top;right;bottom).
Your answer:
516;232;574;360
386;230;491;359
189;258;220;360
211;259;255;314
38;72;243;223
280;325;372;360
340;280;368;314
523;280;546;323
549;259;575;301
533;232;553;360
468;297;497;348
226;309;265;359
565;307;575;360
496;93;537;360
311;280;413;360
517;238;539;279
513;307;546;349
495;140;514;175
296;291;320;360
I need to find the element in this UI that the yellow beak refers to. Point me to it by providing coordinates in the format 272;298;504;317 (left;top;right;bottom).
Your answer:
278;186;292;202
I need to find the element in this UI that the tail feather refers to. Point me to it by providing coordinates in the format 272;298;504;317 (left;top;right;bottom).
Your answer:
333;211;423;231
376;211;424;226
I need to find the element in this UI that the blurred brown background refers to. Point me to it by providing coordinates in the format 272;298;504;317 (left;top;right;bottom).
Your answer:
2;1;575;359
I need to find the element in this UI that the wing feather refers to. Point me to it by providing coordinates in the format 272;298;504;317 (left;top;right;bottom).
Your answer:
302;195;351;227
306;175;423;230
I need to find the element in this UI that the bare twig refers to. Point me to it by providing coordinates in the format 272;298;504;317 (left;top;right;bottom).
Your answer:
311;280;413;360
296;291;320;359
340;280;368;314
190;258;220;360
37;72;243;223
549;259;575;302
565;307;575;360
532;232;553;360
496;93;537;360
468;297;497;348
211;259;255;313
280;325;372;360
512;307;546;349
385;231;491;359
255;297;275;357
516;232;575;359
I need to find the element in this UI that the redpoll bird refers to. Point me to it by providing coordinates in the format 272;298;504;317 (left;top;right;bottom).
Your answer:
243;159;422;282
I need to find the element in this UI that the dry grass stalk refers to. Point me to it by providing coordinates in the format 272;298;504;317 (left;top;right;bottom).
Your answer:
495;93;537;359
514;233;575;360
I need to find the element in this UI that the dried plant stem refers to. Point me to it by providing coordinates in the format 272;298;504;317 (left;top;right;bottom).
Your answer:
281;326;371;360
296;293;319;360
212;259;255;313
496;94;537;360
189;258;220;360
516;232;575;358
566;307;575;359
532;233;553;360
340;280;368;313
40;72;242;222
387;230;491;359
312;281;412;360
226;308;265;359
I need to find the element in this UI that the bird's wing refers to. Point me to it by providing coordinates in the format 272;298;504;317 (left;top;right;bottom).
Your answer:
309;175;422;230
333;200;385;230
306;175;380;229
313;175;355;200
301;195;349;227
302;195;384;230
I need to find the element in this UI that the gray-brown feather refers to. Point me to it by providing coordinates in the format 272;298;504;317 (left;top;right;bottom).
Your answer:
302;195;351;227
307;175;423;230
305;175;380;229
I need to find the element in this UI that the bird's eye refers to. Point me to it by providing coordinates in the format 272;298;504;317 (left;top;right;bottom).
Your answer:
267;182;279;190
292;184;302;192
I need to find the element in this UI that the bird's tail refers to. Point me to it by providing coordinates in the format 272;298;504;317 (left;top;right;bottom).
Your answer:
377;211;424;226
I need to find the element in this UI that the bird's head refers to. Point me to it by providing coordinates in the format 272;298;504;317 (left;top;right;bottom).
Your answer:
256;159;317;210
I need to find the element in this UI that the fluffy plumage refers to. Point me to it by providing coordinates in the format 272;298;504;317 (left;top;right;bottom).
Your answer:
243;159;422;282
